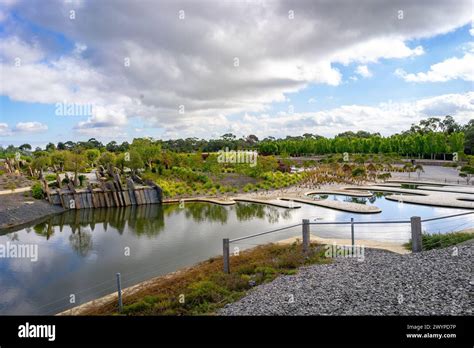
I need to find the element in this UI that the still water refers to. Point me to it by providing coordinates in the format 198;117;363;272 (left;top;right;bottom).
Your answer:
0;199;470;315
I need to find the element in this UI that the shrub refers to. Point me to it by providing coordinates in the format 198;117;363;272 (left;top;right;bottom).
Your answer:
243;184;254;192
275;251;302;269
235;263;258;275
78;174;87;186
31;182;44;199
185;280;232;307
404;232;474;251
210;273;250;292
44;174;57;181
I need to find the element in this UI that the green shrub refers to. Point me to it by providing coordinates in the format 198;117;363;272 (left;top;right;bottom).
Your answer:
44;174;57;181
210;273;250;292
404;232;474;251
123;301;153;314
275;251;302;269
243;183;254;192
78;174;86;186
235;263;258;275
31;182;44;199
185;280;232;308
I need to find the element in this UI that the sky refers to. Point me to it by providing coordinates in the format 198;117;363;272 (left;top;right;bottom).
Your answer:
0;0;473;148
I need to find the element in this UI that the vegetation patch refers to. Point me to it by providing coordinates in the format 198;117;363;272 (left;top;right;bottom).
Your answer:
31;182;45;199
84;241;329;316
404;231;474;251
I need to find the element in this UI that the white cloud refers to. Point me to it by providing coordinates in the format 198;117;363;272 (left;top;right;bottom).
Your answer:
14;122;48;133
333;38;424;65
161;92;474;139
0;123;11;136
308;98;317;104
0;0;471;137
74;105;129;136
395;52;474;82
355;65;372;78
0;36;44;64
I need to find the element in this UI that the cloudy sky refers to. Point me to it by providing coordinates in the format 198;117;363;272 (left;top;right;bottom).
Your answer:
0;0;473;147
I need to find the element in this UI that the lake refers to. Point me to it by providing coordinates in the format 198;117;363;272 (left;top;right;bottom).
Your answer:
0;198;470;315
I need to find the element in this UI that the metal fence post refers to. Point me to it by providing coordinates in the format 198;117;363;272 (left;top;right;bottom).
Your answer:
223;238;230;273
350;217;355;252
302;219;310;253
116;272;123;312
410;216;422;252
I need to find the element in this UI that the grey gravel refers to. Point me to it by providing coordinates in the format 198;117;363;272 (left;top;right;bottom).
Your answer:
0;193;64;231
220;241;474;315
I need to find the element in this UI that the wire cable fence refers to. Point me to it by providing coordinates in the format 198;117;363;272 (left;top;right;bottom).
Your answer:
34;211;473;314
222;211;474;273
37;246;203;315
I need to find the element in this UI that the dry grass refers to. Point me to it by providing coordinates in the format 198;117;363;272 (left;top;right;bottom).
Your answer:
82;241;330;316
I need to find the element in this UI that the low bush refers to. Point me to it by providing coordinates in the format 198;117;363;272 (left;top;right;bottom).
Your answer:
31;182;44;199
404;231;474;251
44;174;57;181
78;174;87;186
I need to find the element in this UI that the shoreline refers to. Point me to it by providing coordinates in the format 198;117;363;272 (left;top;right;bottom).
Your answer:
58;236;409;316
1;177;472;233
57;233;473;316
0;192;65;233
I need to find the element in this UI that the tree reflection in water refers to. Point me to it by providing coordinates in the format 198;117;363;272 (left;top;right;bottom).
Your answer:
235;203;291;224
69;227;93;257
32;205;166;239
28;202;293;250
182;203;229;224
33;221;55;240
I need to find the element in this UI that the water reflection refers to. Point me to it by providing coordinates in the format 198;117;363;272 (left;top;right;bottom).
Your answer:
311;192;393;205
182;203;229;223
0;200;469;315
69;228;93;257
23;202;293;243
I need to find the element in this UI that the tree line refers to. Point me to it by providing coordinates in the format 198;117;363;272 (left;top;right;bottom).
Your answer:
1;116;472;159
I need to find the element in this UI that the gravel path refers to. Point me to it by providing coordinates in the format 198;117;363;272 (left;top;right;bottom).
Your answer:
220;241;473;316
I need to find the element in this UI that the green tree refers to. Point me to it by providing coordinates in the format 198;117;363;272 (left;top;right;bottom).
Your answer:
84;149;100;166
50;151;67;172
98;152;116;167
19;144;32;151
65;152;87;186
45;142;56;152
31;155;51;178
131;138;161;168
127;150;144;171
463;120;474;154
448;132;465;156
